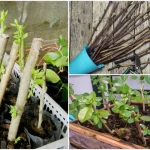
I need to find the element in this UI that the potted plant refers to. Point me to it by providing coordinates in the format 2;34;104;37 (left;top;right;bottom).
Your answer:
0;10;68;149
69;75;150;149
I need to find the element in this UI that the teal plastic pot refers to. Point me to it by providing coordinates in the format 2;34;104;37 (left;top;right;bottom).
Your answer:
69;45;104;74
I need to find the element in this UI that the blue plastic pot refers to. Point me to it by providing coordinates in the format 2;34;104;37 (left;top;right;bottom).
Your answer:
69;114;75;122
69;45;104;74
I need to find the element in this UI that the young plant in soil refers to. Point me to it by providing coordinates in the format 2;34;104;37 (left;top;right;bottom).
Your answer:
69;86;114;135
28;62;48;131
37;63;47;129
44;35;68;109
131;75;150;111
70;75;150;148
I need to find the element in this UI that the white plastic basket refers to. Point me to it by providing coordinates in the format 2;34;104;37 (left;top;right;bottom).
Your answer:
4;53;68;149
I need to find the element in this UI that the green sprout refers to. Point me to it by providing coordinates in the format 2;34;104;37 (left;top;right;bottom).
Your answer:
28;69;44;98
11;19;28;70
0;10;8;34
44;35;68;72
9;105;17;118
140;124;150;136
0;60;5;79
14;137;21;144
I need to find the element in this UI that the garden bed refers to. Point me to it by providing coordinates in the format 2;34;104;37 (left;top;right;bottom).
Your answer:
70;103;150;149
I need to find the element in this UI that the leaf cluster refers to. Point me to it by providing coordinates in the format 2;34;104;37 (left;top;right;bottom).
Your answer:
11;19;28;44
9;105;17;118
70;75;150;133
44;35;68;68
69;89;109;129
0;10;8;33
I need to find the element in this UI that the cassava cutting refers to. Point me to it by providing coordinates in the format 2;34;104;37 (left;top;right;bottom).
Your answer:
87;1;150;67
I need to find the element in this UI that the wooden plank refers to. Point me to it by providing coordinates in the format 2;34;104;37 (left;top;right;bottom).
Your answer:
70;122;145;149
70;1;93;61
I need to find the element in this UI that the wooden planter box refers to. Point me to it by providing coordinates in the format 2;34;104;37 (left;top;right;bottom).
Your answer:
70;120;145;149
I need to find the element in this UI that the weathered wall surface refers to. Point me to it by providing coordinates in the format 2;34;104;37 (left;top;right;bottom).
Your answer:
0;1;68;51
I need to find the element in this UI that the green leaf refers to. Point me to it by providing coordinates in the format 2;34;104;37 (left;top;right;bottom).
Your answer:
122;110;132;118
69;100;78;111
9;105;17;118
73;111;78;119
115;101;125;107
85;91;96;102
111;106;119;113
61;47;68;56
144;75;150;84
121;75;128;82
34;79;44;85
99;110;110;119
96;97;102;101
23;33;28;39
46;69;60;83
78;107;93;123
100;77;109;84
44;52;61;61
140;124;146;129
131;75;137;80
59;35;67;47
140;75;145;81
93;115;99;124
14;137;21;144
55;56;68;67
143;130;148;136
97;121;102;128
128;118;134;123
122;84;130;94
111;87;116;92
36;71;44;78
140;116;150;121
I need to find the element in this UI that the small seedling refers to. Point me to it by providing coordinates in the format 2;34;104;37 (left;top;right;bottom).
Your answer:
28;69;44;98
14;137;21;144
9;105;17;118
44;35;68;72
11;19;28;70
69;90;113;134
0;11;8;34
141;124;150;136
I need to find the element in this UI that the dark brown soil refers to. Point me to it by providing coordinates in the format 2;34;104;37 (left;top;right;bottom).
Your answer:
0;123;30;149
21;110;55;139
80;104;150;148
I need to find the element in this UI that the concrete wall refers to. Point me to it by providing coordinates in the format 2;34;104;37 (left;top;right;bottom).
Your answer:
0;1;68;52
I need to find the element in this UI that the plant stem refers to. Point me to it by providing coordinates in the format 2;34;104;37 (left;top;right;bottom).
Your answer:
21;40;24;70
102;122;114;135
8;38;42;142
38;63;47;129
0;42;18;106
0;34;9;65
132;111;146;146
69;94;74;101
88;1;112;45
102;93;111;113
140;87;145;112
